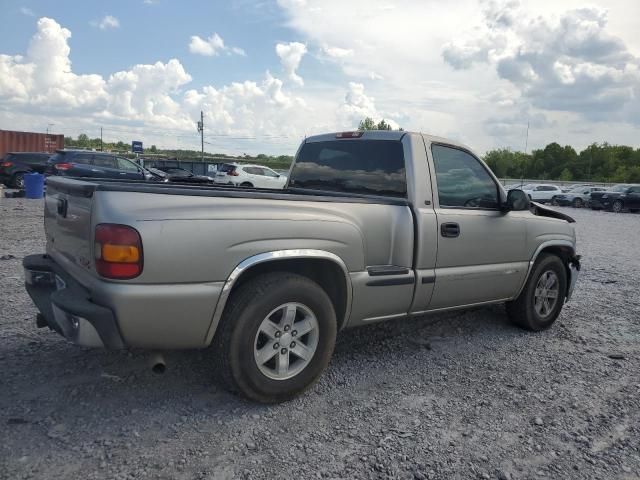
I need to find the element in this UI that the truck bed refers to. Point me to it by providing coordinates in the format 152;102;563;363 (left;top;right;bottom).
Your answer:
50;176;410;207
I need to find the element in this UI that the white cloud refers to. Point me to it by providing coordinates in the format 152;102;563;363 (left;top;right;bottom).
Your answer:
277;0;640;152
189;33;245;57
91;15;120;30
339;82;399;129
442;3;640;119
276;42;307;86
323;45;353;59
20;7;35;16
0;17;329;153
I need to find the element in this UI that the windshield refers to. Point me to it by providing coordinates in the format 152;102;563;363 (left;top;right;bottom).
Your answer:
219;164;237;173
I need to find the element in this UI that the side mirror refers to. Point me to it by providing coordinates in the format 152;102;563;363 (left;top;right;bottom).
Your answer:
504;189;530;212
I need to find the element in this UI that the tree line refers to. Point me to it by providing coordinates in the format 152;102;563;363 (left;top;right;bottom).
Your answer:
64;134;294;169
483;143;640;183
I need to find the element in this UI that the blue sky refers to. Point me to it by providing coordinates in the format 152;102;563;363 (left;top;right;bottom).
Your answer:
1;0;639;155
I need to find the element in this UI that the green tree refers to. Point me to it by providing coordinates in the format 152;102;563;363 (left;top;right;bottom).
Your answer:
559;168;572;181
77;133;90;147
358;117;400;131
358;117;376;130
376;119;392;130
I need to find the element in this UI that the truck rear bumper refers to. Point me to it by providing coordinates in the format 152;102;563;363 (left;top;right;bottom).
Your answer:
23;254;125;348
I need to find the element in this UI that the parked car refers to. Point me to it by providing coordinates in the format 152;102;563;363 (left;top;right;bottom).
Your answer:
552;186;607;208
520;184;564;203
24;130;580;403
560;183;590;193
46;150;149;181
589;184;640;212
214;163;287;189
154;166;215;184
0;152;51;188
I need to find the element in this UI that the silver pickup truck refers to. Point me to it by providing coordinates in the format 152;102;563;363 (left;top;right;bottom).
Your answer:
24;130;580;403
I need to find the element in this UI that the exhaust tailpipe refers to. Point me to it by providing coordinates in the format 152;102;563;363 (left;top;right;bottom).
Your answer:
149;353;166;374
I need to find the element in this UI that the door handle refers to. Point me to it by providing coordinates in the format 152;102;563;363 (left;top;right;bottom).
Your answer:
441;222;460;238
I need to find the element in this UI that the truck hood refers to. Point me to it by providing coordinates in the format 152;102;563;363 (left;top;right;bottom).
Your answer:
530;202;575;223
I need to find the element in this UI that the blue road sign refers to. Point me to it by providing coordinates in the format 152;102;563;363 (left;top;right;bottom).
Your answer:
132;141;143;153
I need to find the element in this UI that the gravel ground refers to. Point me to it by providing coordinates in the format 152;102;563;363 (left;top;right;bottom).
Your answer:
1;197;639;480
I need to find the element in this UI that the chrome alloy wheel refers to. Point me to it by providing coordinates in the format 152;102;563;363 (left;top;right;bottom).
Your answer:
533;271;559;318
253;302;319;380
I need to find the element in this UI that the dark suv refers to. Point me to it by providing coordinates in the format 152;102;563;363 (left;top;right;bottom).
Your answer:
47;150;147;181
590;184;640;213
0;152;52;188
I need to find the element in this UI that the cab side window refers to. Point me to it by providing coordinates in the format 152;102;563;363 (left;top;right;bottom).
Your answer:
431;145;499;209
92;155;116;168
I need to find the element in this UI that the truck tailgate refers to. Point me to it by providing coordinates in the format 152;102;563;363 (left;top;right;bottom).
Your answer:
44;178;96;280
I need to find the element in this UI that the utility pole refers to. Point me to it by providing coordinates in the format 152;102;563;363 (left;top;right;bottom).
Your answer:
100;127;103;151
197;110;204;162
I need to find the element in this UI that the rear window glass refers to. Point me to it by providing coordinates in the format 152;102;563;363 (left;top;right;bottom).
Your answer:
290;140;407;197
219;164;237;173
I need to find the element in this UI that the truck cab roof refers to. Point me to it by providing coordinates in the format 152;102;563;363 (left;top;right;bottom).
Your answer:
304;130;472;152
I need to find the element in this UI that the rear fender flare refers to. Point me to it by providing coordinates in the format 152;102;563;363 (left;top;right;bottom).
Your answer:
204;249;353;345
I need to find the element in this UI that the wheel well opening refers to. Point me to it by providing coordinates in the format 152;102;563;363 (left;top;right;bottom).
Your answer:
538;246;574;296
229;258;349;330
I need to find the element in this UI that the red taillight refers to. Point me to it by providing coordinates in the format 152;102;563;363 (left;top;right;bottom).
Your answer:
336;131;364;138
1;161;13;167
94;224;143;279
54;163;73;171
228;170;239;176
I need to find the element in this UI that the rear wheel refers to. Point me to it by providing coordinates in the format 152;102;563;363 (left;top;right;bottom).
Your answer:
240;182;253;188
212;272;337;403
506;253;567;331
12;173;25;189
612;200;624;213
551;197;559;206
572;198;583;208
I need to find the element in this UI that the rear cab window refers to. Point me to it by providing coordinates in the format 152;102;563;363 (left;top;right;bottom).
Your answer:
290;140;407;197
219;164;237;174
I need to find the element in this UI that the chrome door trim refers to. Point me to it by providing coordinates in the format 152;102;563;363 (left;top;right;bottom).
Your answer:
204;249;353;344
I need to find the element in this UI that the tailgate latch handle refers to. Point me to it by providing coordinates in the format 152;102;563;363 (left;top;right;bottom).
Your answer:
57;198;68;218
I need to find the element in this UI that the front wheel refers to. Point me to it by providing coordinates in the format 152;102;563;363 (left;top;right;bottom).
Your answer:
612;200;623;213
551;197;560;206
506;253;567;331
212;272;337;403
240;182;253;188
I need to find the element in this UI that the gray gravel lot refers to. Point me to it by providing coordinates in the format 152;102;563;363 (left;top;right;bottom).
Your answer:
1;197;639;480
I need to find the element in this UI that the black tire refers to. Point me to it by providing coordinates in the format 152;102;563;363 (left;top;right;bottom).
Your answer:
551;196;559;206
12;173;25;189
240;182;253;188
506;253;567;331
212;272;337;403
572;198;583;208
612;200;623;213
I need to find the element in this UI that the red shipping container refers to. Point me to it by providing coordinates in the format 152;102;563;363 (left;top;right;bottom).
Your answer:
0;129;65;158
